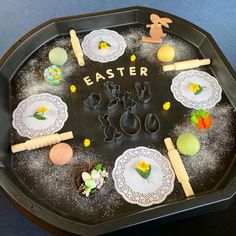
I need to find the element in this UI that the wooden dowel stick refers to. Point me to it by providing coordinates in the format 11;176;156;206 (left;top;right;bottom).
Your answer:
11;131;74;153
164;137;194;197
163;58;211;72
69;29;85;66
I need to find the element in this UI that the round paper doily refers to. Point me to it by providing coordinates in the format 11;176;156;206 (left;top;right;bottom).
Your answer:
170;70;222;109
112;146;175;207
12;93;68;138
82;29;126;63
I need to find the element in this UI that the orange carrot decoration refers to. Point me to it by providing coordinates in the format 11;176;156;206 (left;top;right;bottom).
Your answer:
191;109;212;130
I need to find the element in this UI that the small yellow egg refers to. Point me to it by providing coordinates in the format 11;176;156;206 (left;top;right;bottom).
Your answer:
83;138;91;147
70;85;76;93
157;45;175;62
163;102;171;110
130;54;136;62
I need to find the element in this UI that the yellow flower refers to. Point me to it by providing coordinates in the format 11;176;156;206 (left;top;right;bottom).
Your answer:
99;41;111;50
137;161;150;172
100;42;108;49
37;107;48;113
189;83;200;93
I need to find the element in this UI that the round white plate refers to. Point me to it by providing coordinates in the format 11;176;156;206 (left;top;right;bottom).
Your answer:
82;29;126;63
112;146;175;207
170;70;222;109
12;93;68;138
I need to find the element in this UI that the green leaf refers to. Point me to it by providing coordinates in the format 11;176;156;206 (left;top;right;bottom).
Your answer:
191;115;199;124
194;86;203;95
33;112;46;120
198;109;206;118
90;188;97;193
95;164;102;171
135;166;151;180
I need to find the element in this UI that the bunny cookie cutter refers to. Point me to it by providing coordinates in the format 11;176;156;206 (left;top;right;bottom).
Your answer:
142;14;172;44
98;114;123;143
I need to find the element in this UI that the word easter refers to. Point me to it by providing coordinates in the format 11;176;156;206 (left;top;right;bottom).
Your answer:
83;66;148;86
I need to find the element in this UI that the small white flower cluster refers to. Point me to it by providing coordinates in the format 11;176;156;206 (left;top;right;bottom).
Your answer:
81;164;109;197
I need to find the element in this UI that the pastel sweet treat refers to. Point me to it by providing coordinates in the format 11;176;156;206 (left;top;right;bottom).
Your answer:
157;45;175;62
43;65;62;85
49;47;68;66
176;133;200;156
49;143;73;165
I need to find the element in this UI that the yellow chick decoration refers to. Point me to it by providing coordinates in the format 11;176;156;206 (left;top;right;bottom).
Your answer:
70;85;77;93
163;102;171;110
130;54;136;62
83;138;91;147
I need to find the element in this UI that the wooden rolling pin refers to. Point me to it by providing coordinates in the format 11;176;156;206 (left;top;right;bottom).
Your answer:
11;131;73;153
164;137;194;197
162;58;211;72
69;29;85;66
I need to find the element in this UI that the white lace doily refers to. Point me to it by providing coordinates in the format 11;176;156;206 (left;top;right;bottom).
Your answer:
170;70;222;109
81;29;126;63
12;93;68;138
112;146;175;207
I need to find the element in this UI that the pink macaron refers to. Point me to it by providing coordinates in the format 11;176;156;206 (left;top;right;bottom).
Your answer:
49;143;73;165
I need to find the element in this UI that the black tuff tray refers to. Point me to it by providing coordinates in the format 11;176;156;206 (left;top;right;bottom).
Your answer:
0;6;236;236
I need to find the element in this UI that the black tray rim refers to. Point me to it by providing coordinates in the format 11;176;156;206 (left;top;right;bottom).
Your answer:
0;6;236;236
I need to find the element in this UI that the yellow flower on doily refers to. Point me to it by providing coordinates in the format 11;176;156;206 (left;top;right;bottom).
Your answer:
37;107;48;113
98;41;111;50
137;160;150;172
189;83;199;92
189;83;203;95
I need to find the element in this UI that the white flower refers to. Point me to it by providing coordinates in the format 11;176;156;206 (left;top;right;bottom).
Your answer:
101;170;109;178
82;188;91;197
97;178;104;189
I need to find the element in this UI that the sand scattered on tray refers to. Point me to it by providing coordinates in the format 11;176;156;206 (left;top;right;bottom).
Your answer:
122;27;198;64
13;35;105;101
165;104;235;191
13;145;124;219
14;28;201;102
14;37;80;100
